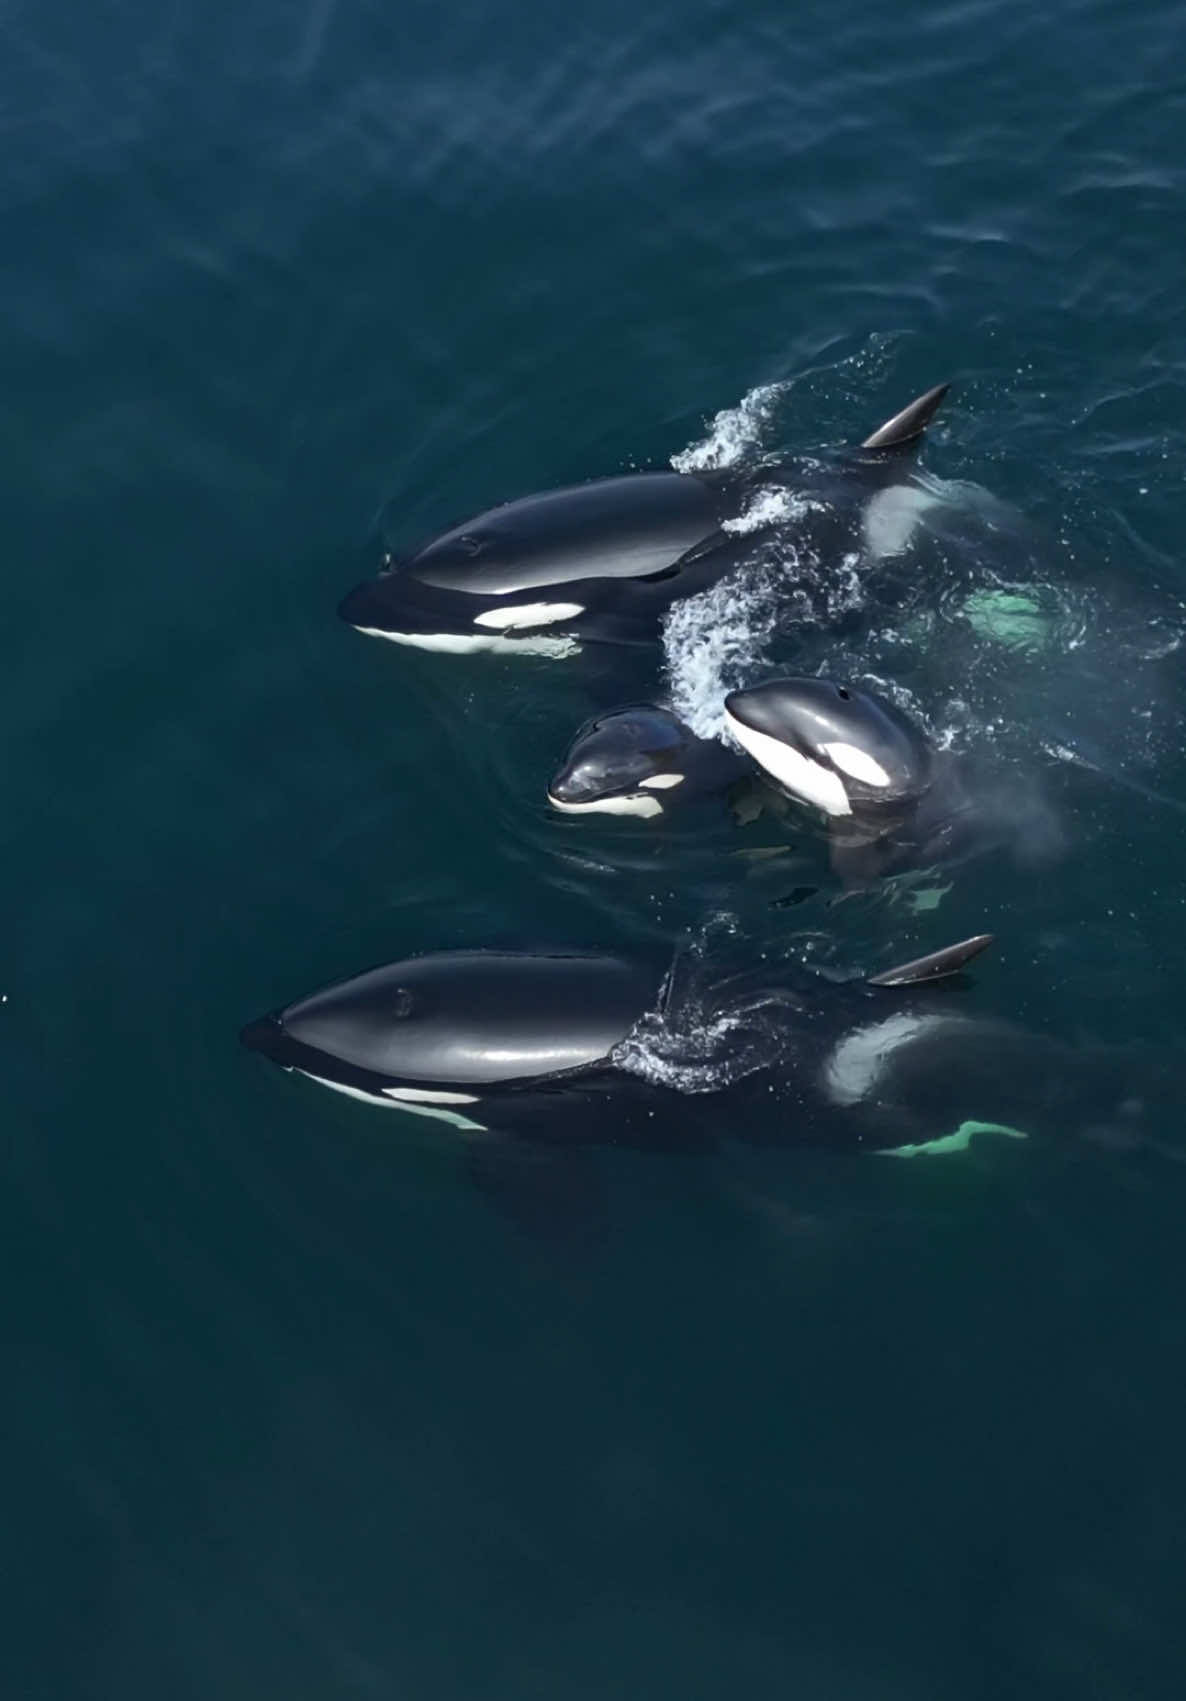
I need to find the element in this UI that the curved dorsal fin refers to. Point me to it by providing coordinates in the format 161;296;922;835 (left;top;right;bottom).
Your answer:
860;382;951;451
866;932;992;988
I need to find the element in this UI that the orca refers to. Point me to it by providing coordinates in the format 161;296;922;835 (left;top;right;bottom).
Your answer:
547;704;749;819
337;383;950;657
239;932;1147;1162
723;676;1063;883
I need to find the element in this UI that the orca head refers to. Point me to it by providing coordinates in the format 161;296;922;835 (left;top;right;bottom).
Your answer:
723;677;933;820
241;950;658;1099
548;706;692;818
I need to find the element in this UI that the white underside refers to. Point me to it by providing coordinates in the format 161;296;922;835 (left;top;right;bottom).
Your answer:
354;625;580;659
297;1069;487;1130
547;790;664;818
473;600;585;631
878;1120;1029;1158
724;711;853;816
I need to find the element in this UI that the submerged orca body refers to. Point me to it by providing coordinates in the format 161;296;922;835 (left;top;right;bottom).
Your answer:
338;385;950;657
547;704;748;819
240;933;1139;1163
723;676;1061;883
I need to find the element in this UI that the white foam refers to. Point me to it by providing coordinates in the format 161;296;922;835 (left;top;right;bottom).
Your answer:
473;601;584;631
612;963;800;1096
353;625;580;659
671;382;787;474
661;569;778;741
612;1005;779;1094
721;487;823;536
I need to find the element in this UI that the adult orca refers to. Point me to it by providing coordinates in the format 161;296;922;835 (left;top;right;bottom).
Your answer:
239;933;1145;1160
337;383;950;657
547;704;749;818
723;676;1063;883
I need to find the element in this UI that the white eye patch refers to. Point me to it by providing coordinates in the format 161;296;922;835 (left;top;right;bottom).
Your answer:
822;741;891;787
473;602;584;631
639;772;685;790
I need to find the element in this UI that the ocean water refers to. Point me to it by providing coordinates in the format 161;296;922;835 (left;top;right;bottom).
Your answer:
6;0;1186;1694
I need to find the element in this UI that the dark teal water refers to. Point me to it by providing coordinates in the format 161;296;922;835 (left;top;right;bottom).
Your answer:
7;0;1186;1694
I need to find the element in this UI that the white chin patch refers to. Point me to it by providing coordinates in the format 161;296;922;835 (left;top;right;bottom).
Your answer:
473;601;585;631
547;791;664;819
639;772;685;790
822;741;891;788
297;1070;487;1130
353;625;580;659
724;712;852;817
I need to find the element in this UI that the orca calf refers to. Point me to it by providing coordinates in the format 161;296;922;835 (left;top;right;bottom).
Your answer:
239;932;1144;1161
723;676;1062;884
547;704;748;819
338;384;950;657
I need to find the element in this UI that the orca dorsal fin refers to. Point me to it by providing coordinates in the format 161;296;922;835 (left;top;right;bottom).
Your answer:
860;382;951;451
866;932;992;988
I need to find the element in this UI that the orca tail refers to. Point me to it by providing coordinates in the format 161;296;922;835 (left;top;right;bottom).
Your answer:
860;382;951;451
866;932;992;988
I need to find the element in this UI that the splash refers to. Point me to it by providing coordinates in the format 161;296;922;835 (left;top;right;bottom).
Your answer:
661;562;780;740
722;486;825;536
612;1002;781;1093
671;382;788;473
612;939;802;1094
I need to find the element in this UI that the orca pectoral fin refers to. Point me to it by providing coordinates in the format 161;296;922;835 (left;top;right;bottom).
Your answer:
865;932;993;988
466;1136;608;1252
860;382;951;451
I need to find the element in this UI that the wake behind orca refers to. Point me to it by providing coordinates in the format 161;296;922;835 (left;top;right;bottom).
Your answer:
338;383;950;657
